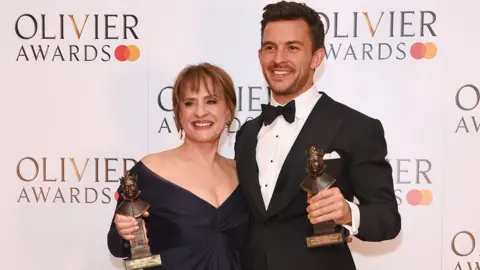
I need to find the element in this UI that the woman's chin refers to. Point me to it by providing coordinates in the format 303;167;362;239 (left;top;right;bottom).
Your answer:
184;131;223;144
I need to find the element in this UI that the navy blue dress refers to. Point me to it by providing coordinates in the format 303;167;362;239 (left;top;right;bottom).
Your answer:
108;161;250;270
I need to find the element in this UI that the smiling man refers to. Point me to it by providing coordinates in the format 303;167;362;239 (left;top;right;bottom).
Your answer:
234;1;401;270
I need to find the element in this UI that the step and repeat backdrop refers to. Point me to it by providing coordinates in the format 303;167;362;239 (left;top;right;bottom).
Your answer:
0;0;478;269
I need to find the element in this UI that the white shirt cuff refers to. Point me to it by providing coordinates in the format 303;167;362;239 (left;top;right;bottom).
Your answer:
341;200;360;236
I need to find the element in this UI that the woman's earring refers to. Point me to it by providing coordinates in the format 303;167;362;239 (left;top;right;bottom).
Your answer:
226;120;233;136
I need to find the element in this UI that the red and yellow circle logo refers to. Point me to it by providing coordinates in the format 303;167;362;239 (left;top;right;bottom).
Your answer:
406;189;433;206
114;45;140;62
410;42;437;59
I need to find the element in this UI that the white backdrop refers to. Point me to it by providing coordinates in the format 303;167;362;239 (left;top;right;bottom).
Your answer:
1;0;478;269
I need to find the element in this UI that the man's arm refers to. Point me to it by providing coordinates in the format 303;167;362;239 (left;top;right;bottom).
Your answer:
342;201;360;235
233;119;249;160
349;118;401;241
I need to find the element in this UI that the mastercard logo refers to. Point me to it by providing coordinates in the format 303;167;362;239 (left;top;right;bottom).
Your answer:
410;42;437;60
406;189;433;206
114;45;140;62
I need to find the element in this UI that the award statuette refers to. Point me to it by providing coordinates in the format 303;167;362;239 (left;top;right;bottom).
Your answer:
300;145;349;248
116;171;162;270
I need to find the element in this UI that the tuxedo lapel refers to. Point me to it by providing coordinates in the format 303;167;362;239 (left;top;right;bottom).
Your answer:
266;93;343;218
237;117;267;216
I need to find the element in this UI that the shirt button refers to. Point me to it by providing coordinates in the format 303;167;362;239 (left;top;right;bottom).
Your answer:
276;135;279;138
270;160;273;163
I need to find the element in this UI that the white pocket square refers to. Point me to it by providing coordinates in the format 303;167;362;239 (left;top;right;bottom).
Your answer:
323;151;341;160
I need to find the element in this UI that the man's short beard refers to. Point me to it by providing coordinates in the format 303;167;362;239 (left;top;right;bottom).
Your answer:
267;73;310;99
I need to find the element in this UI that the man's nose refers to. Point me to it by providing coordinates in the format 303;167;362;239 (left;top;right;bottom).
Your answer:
273;49;288;64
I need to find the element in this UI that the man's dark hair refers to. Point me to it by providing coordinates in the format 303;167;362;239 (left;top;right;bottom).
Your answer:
260;1;325;52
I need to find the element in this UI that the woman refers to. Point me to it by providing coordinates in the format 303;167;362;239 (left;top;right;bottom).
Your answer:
107;63;249;270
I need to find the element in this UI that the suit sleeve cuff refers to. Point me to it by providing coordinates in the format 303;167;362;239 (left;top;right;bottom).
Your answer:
342;200;360;236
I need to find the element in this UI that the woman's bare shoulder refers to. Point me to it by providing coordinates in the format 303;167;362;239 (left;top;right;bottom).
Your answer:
140;150;177;170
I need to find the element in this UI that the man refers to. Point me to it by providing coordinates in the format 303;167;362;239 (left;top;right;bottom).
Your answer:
234;1;401;270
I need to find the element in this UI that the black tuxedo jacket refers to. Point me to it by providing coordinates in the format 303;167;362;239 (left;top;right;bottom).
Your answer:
234;93;401;270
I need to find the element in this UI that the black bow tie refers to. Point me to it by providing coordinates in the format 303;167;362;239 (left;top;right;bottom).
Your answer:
261;100;296;126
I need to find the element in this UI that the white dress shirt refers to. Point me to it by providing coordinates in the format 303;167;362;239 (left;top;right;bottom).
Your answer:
256;84;360;235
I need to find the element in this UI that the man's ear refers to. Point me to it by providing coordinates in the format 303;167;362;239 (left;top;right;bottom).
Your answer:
310;48;325;69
